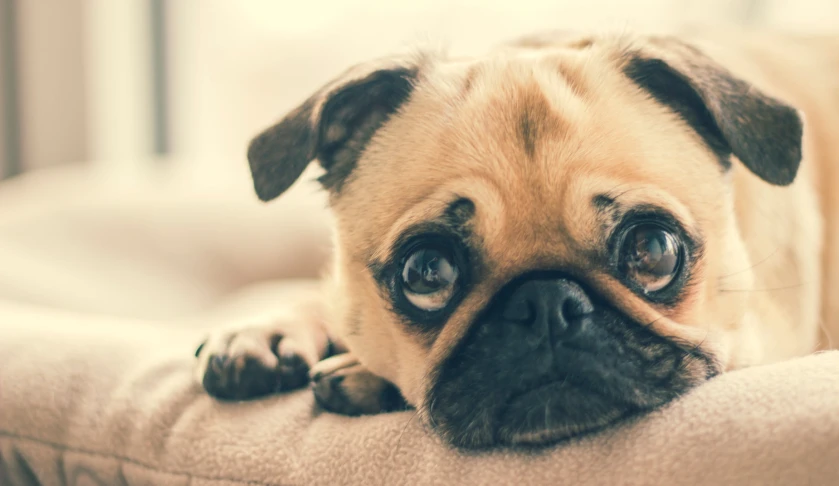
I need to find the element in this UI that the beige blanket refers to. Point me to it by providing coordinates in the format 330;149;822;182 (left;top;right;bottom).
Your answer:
1;166;839;485
2;299;839;486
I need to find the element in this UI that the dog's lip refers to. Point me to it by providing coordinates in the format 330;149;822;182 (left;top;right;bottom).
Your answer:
496;377;630;446
496;378;574;444
502;376;571;411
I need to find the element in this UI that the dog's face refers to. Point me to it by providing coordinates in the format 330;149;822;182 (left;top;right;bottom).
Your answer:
247;33;802;448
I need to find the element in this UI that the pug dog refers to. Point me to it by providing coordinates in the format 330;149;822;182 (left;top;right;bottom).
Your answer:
194;29;839;448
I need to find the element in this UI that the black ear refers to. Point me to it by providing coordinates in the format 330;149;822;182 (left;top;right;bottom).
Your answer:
622;37;803;186
246;58;419;201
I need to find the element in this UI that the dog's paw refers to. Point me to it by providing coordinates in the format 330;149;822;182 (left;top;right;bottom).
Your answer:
195;321;323;401
310;354;407;415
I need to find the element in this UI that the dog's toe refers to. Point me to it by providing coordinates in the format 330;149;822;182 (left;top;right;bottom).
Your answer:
195;331;311;401
201;352;283;400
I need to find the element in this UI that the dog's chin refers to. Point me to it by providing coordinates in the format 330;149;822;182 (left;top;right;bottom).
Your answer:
427;376;638;449
495;379;631;446
427;370;693;450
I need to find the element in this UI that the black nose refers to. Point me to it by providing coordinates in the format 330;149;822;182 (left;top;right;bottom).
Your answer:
500;277;594;342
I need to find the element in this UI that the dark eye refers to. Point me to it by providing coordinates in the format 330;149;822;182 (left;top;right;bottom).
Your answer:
619;224;681;293
401;247;459;311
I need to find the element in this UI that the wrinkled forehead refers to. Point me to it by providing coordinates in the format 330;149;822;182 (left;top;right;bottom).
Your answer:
333;45;723;263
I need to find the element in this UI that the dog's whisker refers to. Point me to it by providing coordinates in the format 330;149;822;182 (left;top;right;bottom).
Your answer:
642;315;664;329
394;409;421;455
719;282;810;293
719;246;781;279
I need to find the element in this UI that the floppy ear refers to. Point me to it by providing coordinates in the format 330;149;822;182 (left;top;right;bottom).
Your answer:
622;37;804;186
246;57;420;201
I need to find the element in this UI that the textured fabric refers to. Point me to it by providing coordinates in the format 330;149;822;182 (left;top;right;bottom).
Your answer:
1;300;839;486
1;166;839;485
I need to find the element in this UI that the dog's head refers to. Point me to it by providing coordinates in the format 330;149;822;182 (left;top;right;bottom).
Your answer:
247;33;803;448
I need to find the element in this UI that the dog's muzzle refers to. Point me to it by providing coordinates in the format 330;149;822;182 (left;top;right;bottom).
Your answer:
426;272;718;448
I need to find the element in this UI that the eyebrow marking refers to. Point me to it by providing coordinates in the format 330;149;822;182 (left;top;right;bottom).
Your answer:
593;194;622;227
593;194;616;210
443;198;476;232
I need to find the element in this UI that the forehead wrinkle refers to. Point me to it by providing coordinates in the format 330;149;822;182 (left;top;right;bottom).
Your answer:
534;51;593;106
476;184;582;277
603;182;698;231
459;63;482;101
586;270;717;347
516;85;564;159
439;61;586;189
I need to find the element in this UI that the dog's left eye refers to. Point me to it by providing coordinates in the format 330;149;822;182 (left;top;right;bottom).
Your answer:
401;247;459;311
619;224;681;293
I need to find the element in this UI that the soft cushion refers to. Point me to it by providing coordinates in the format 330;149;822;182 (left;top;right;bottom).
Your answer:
1;165;838;485
2;300;839;485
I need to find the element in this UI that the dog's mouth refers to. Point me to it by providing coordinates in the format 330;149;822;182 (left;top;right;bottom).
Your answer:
425;301;719;449
496;378;630;446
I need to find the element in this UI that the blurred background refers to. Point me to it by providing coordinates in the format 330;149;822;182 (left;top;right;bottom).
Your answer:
1;0;839;183
0;0;837;320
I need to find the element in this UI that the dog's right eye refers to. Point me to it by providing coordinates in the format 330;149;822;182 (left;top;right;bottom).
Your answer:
401;247;459;311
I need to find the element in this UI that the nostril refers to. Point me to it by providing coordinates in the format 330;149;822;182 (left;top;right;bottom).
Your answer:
561;298;589;321
555;294;594;341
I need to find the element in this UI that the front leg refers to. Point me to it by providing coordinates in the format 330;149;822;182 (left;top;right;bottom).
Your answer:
310;354;408;415
194;298;332;400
